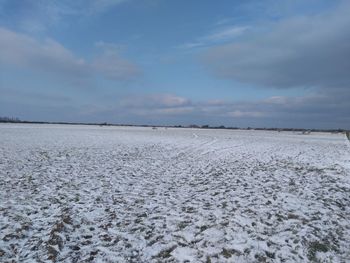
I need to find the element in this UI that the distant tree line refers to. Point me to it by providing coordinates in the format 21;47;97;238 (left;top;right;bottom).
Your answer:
0;116;348;133
0;116;21;123
182;124;346;133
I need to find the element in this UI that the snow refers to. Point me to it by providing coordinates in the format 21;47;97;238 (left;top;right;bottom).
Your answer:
0;124;349;262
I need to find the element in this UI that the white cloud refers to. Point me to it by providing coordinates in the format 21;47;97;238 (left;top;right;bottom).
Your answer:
119;94;191;109
227;110;265;118
0;27;140;82
133;106;195;116
0;27;87;77
150;94;190;107
92;53;140;80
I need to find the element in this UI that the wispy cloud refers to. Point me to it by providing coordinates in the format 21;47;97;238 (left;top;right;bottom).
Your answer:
177;42;204;50
178;25;250;50
88;0;128;14
203;26;250;42
95;41;125;54
0;0;130;32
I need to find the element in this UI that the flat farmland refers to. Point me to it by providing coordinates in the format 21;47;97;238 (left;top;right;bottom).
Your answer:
0;124;349;262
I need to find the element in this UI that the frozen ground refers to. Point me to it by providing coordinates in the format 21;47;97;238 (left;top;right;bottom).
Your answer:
0;124;350;263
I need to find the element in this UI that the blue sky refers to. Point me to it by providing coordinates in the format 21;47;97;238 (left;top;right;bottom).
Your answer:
1;0;349;128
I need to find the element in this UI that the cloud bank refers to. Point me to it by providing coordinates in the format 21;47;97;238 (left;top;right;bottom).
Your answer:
0;27;140;82
76;92;348;128
202;2;350;90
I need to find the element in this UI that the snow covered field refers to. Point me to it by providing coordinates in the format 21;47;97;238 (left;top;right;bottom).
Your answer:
1;124;349;263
